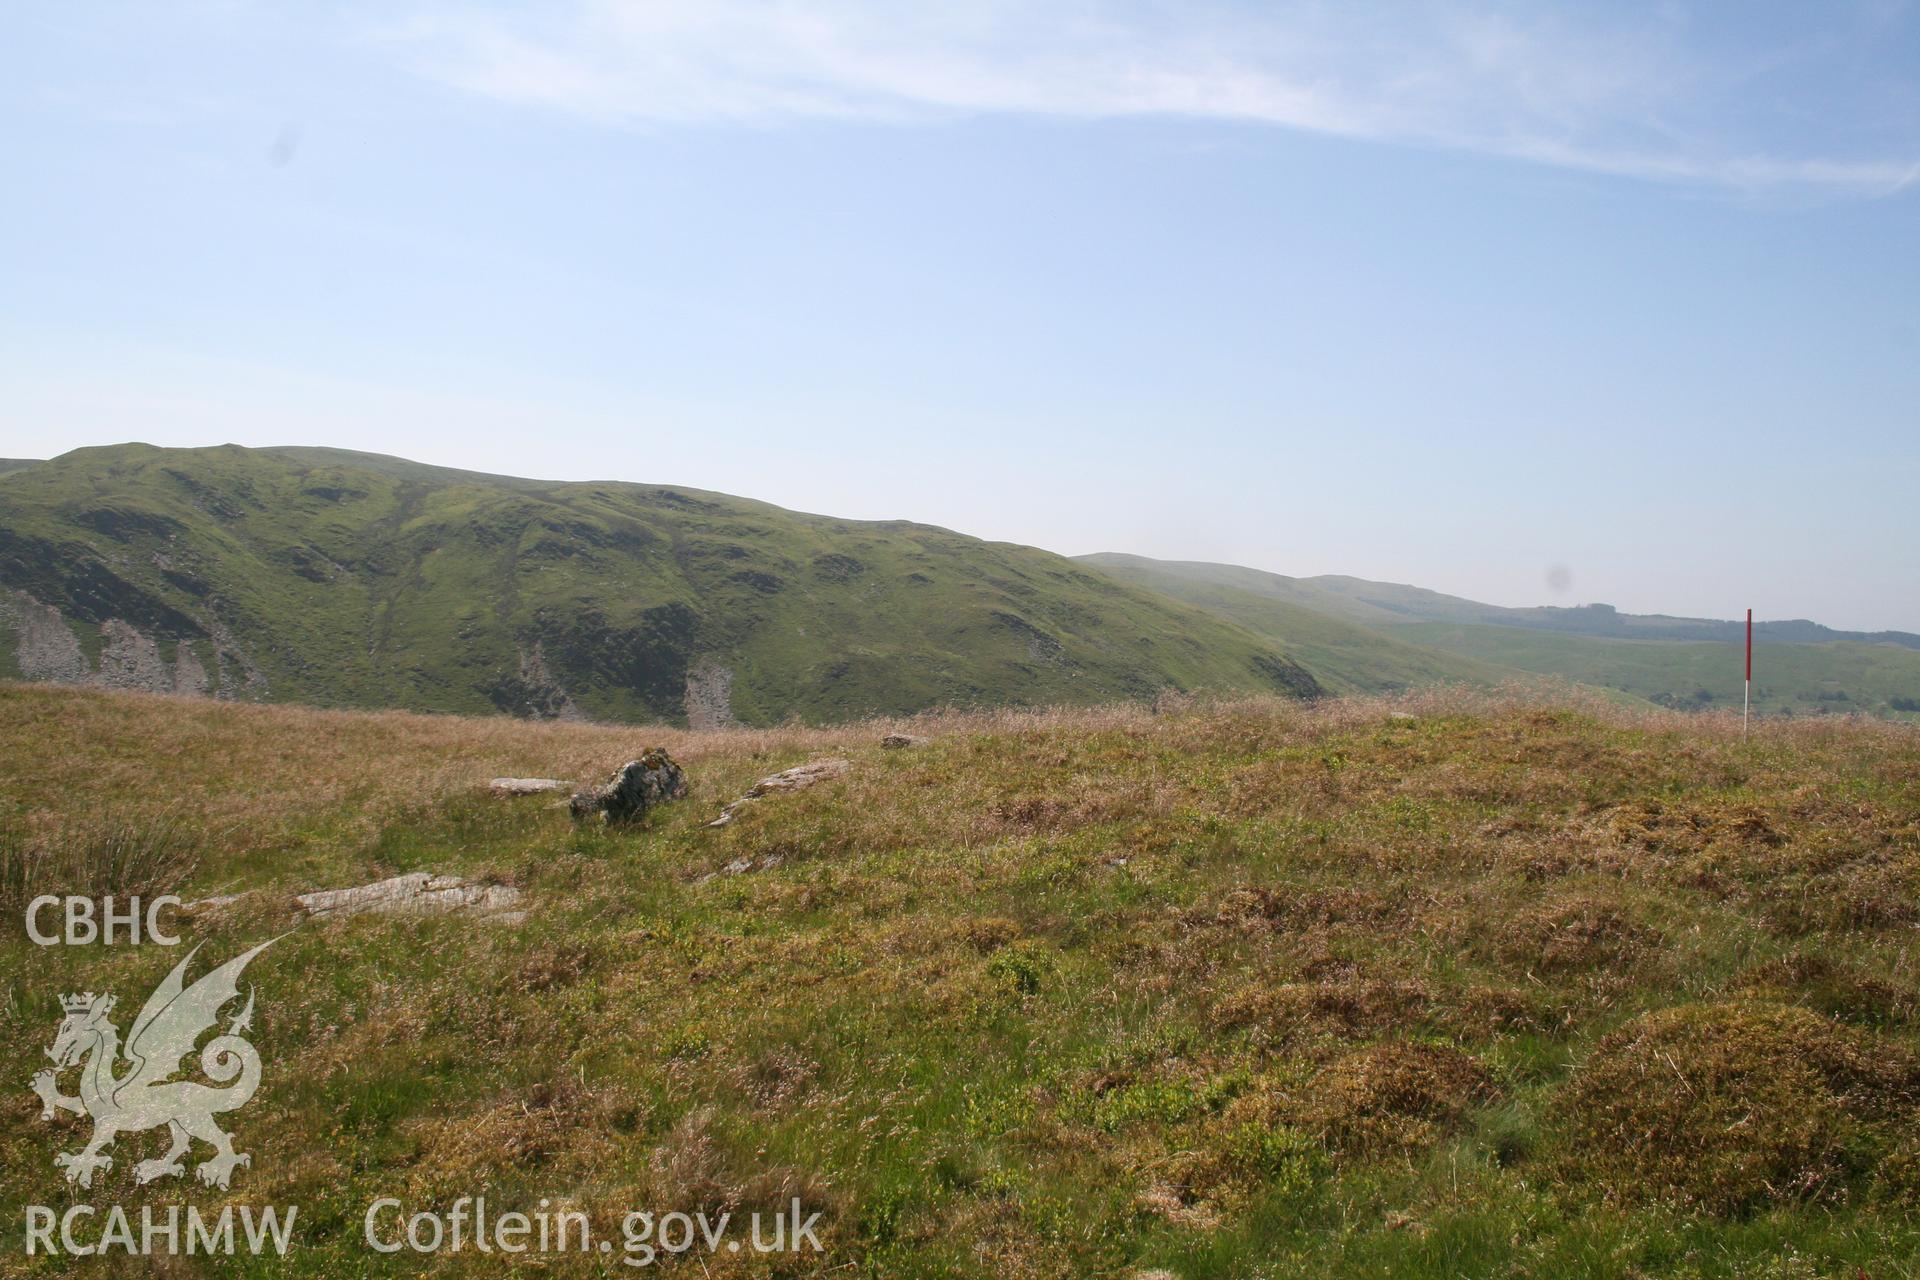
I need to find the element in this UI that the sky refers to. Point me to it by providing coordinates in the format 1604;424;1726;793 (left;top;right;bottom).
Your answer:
2;1;1916;630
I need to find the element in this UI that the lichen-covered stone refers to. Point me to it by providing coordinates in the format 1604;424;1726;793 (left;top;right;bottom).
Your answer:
570;749;689;824
489;777;570;796
705;757;849;827
295;873;523;920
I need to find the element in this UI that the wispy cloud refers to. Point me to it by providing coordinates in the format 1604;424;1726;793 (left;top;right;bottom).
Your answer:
374;1;1920;194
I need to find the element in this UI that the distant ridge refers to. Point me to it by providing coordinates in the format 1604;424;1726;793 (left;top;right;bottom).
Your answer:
1082;553;1920;720
1079;554;1920;649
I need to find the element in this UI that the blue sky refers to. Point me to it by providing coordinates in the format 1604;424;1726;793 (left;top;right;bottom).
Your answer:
2;2;1916;629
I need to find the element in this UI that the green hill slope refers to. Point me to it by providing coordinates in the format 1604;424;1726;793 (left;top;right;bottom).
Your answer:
1081;554;1920;720
0;444;1323;724
1397;622;1920;719
1082;556;1920;649
1079;557;1477;629
1309;578;1920;648
1076;553;1508;694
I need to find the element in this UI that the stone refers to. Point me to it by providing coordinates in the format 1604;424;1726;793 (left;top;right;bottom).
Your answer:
570;748;690;824
706;758;851;828
295;873;523;921
693;853;785;884
881;733;926;749
744;758;849;795
489;777;569;796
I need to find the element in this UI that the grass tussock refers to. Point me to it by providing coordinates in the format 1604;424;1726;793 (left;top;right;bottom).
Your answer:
1497;894;1663;975
0;809;199;915
1301;1041;1497;1155
1555;1001;1920;1214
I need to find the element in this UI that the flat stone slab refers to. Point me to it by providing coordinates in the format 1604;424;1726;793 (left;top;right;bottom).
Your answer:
489;777;569;795
295;873;523;921
744;758;851;795
707;757;852;828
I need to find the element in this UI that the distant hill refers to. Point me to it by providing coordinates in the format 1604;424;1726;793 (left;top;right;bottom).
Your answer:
1304;576;1920;649
1080;554;1920;649
1071;554;1507;695
0;460;40;477
1394;622;1920;719
1080;554;1920;720
0;444;1322;725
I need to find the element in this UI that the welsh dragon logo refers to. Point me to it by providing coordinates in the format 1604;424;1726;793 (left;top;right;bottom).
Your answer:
29;939;276;1190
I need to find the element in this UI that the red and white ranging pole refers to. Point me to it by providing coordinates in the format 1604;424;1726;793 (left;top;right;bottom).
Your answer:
1744;608;1752;738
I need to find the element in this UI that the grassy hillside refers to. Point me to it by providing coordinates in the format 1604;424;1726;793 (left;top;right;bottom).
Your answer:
0;460;39;478
1308;578;1920;649
1080;554;1920;650
1399;622;1920;721
0;445;1320;725
1081;554;1510;694
1085;555;1920;720
5;684;1919;1277
1077;554;1439;630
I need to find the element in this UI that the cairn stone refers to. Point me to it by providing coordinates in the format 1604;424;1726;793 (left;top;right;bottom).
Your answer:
570;748;689;824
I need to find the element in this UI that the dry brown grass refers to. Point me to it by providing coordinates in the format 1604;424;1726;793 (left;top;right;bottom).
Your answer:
1298;1041;1497;1155
5;678;1904;851
0;809;200;913
5;681;1920;1276
0;682;884;847
1497;894;1664;976
1555;1000;1920;1214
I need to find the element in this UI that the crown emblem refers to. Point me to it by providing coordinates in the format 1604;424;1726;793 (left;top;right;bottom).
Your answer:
60;992;112;1015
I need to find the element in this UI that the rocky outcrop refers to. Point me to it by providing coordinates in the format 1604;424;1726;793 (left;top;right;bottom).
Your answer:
993;611;1066;665
206;619;268;699
1;589;224;697
683;658;738;730
2;589;90;683
171;640;211;695
881;733;926;749
570;749;689;824
95;619;172;691
497;642;587;721
706;758;850;828
1251;652;1324;701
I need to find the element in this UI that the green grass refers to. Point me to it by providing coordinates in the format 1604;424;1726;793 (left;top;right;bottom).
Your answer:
1398;622;1920;721
0;444;1322;725
4;683;1919;1277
